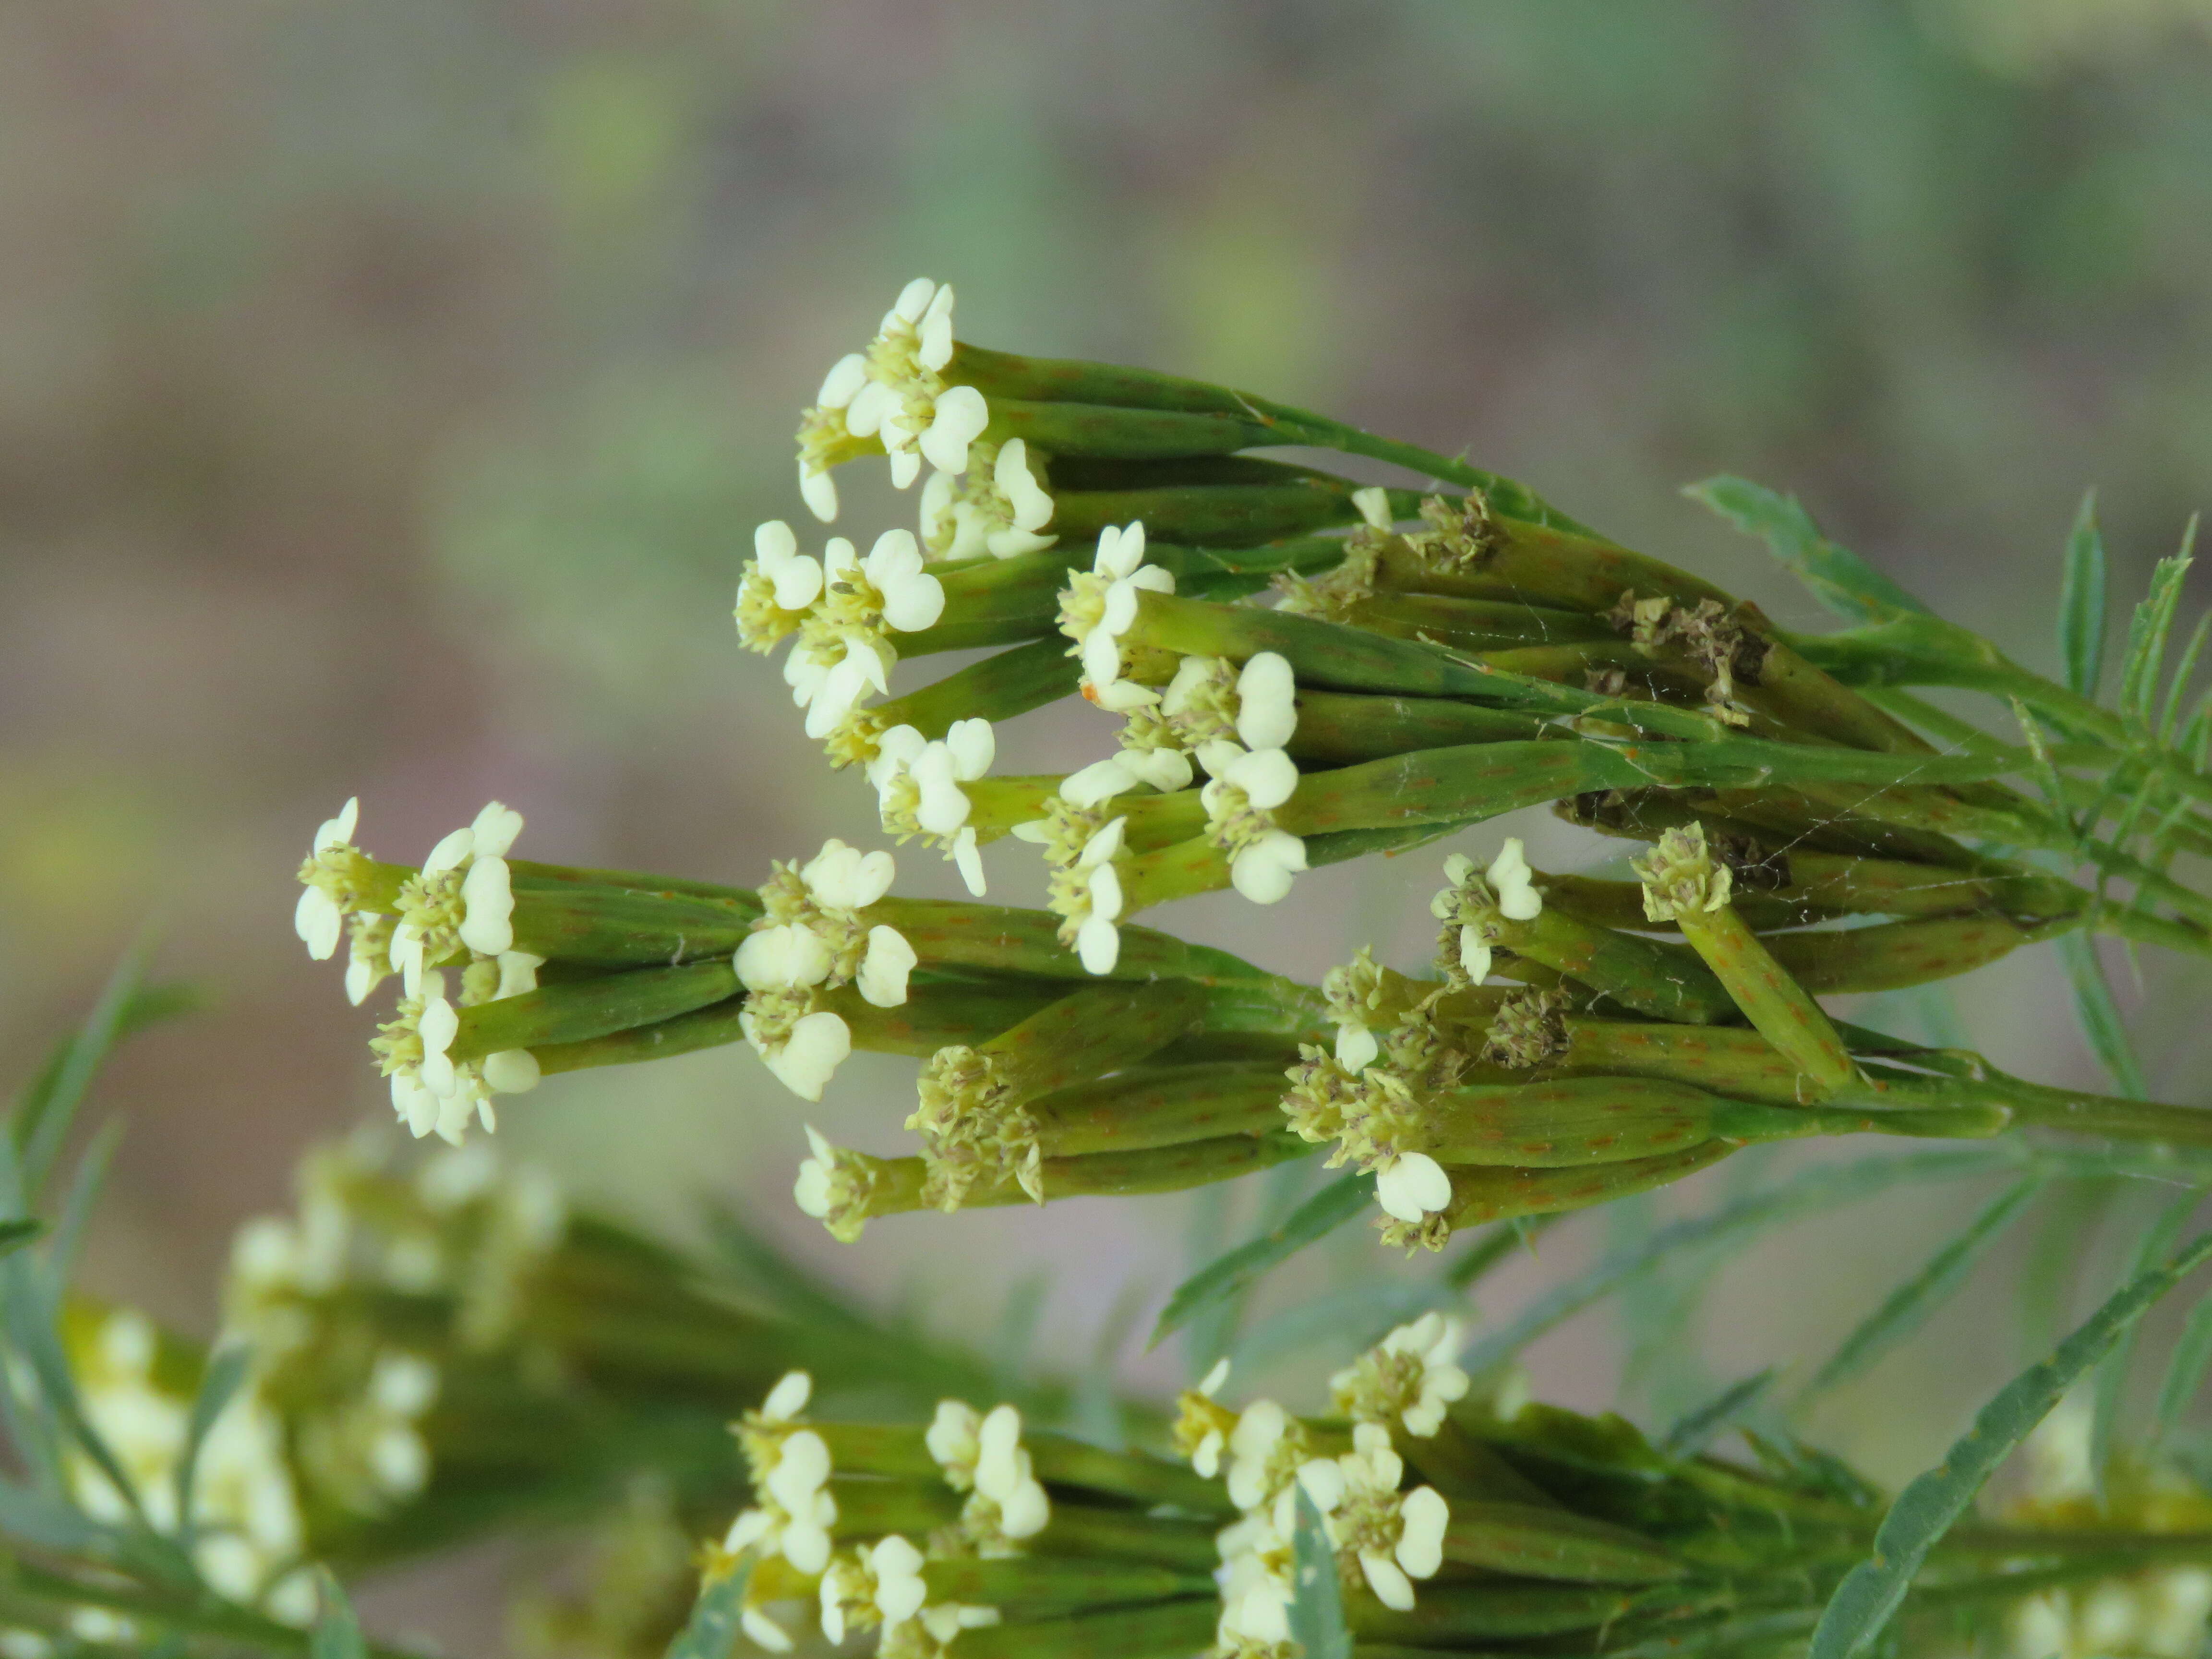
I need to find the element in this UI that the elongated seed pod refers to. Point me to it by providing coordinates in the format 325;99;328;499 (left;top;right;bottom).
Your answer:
1427;1078;1723;1167
1428;1141;1733;1227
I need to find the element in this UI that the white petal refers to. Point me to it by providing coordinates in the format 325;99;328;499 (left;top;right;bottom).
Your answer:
1078;817;1127;867
782;1522;832;1577
770;553;823;612
1080;627;1123;690
944;717;995;780
887;447;922;488
842;378;892;440
856;926;917;1008
422;827;474;878
1130;562;1175;595
1231;833;1306;905
1235;652;1299;750
1086;860;1124;923
1396;1487;1449;1578
996;439;1053;529
1062;755;1137;808
998;1478;1049;1539
433;1088;473;1146
867;724;928;793
1352;485;1393;529
881;569;945;634
986;526;1057;558
913;744;973;834
1360;1551;1417;1611
469;802;524;859
817;353;867;409
296;887;343;959
1093;676;1160;713
1099;579;1140;638
392;1075;440;1138
482;1049;540;1094
799;461;839;523
917;282;956;370
1336;1023;1380;1072
1459;928;1492;982
313;797;360;853
1194;737;1246;778
951;827;986;897
892;276;937;324
1226;747;1299;811
1076;914;1120;976
457;856;515;955
919;385;989;474
755;517;798;566
1376;1154;1453;1222
766;1011;851;1102
1125;747;1193;793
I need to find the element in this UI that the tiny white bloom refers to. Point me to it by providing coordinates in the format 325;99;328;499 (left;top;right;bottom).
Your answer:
1336;1022;1381;1072
917;383;989;475
751;519;825;611
800;839;896;911
758;1010;851;1102
1230;830;1308;905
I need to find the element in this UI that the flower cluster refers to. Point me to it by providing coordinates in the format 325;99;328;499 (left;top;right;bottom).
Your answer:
715;1373;1216;1658
295;798;545;1143
1175;1329;1452;1652
64;1308;315;1624
738;838;917;1101
795;277;990;517
225;1135;564;1519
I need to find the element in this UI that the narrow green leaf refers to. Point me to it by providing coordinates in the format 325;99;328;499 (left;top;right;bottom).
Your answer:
1662;1368;1776;1455
1684;475;1931;625
1447;1213;1560;1289
176;1344;253;1550
1149;1172;1372;1348
311;1569;367;1659
0;1219;44;1259
48;1118;123;1284
665;1558;757;1659
1461;1149;2016;1373
2120;546;2194;728
0;1475;107;1551
1287;1489;1353;1659
1799;1178;2044;1404
1807;1228;2212;1659
2158;607;2212;743
2152;1288;2212;1446
2058;490;2108;699
13;951;191;1204
2053;932;2146;1100
2092;1188;2203;1484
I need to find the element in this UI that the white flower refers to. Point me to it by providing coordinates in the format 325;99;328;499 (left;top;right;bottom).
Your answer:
1285;1423;1447;1613
918;438;1058;562
1058;522;1174;693
1234;652;1298;751
913;719;995;835
867;1535;929;1626
926;1399;984;1486
1065;817;1125;975
1226;1399;1297;1513
1331;1313;1471;1438
840;529;947;635
734;519;828;652
1488;837;1542;922
993;439;1056;546
801;839;897;912
1231;830;1308;905
800;632;894;740
974;1404;1050;1540
1061;746;1193;808
1374;1153;1453;1224
874;719;995;897
293;797;361;960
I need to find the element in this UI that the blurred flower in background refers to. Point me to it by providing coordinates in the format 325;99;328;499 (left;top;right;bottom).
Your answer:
3;0;2211;1647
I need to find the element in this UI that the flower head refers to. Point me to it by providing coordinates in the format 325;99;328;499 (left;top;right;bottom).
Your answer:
1041;815;1126;975
734;520;827;652
294;797;368;961
919;438;1056;561
1330;1312;1471;1437
1284;1422;1448;1611
1056;522;1173;694
1200;743;1307;905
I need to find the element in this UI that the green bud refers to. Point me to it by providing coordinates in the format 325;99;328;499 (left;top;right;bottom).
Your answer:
1345;592;1616;654
1025;1062;1289;1158
502;879;754;967
986;396;1278;460
1441;1498;1685;1583
450;961;738;1062
910;981;1208;1206
1287;689;1553;768
1767;914;2047;994
1635;825;1858;1097
1390;1141;1733;1245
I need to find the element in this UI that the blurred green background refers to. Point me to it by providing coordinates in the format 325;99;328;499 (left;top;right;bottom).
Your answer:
4;0;2212;1644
